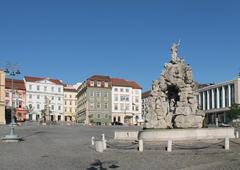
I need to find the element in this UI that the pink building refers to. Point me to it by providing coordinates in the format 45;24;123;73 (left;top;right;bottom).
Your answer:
5;79;26;122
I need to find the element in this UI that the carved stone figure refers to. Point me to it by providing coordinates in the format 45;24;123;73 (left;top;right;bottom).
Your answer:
145;42;205;129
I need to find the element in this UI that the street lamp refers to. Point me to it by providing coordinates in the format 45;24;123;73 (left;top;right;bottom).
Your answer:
2;63;22;142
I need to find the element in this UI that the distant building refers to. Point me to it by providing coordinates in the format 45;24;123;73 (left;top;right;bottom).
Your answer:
5;79;26;122
24;76;64;121
142;90;151;122
0;70;5;124
197;76;240;124
111;78;142;125
64;83;80;122
76;75;112;125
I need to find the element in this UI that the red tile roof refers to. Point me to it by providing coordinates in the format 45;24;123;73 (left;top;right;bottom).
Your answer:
88;75;111;81
24;76;63;85
142;90;151;98
111;78;142;89
5;79;25;90
64;86;77;92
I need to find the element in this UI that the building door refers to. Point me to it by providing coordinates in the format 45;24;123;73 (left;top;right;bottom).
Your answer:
51;115;54;121
58;115;61;121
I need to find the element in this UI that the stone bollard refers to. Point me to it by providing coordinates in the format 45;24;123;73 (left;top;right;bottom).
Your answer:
95;141;104;153
91;136;95;146
139;139;143;152
225;137;229;150
167;139;172;152
102;134;107;150
235;131;239;139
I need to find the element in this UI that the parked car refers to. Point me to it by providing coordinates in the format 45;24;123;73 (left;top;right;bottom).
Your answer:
111;121;123;126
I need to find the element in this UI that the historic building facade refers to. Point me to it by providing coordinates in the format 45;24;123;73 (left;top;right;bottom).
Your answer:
197;76;240;124
111;78;143;125
64;84;79;122
0;70;5;124
5;79;26;122
76;75;112;125
24;76;64;121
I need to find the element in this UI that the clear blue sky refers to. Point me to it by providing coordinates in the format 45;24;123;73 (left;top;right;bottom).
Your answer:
0;0;240;91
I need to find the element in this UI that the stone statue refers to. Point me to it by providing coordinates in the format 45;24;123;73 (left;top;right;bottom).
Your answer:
145;42;205;129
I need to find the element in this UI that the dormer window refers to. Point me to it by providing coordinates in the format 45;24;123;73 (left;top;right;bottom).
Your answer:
97;81;101;87
90;81;94;87
104;82;109;88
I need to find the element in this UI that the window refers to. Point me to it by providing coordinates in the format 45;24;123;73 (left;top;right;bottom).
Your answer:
97;81;101;87
104;82;108;88
90;81;94;86
104;103;108;109
70;95;72;98
58;105;61;111
114;104;118;110
120;103;124;111
120;88;124;92
58;87;61;92
29;85;32;90
120;95;128;101
70;108;72;112
52;96;54;100
52;87;54;92
65;101;67;105
37;95;40;99
114;95;118;101
97;114;100;118
37;104;40;109
65;108;67;112
90;103;94;110
104;93;108;98
90;91;94;97
114;88;118;92
125;104;129;111
29;94;32;99
136;105;139;111
64;94;67;98
5;92;9;97
37;85;40;91
126;89;129;93
44;86;47;91
96;102;101;109
58;97;61;101
96;91;100;98
135;97;139;103
70;101;72;105
51;105;54;110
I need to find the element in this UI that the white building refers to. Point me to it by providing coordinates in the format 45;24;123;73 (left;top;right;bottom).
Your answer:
197;76;240;124
24;76;64;121
111;78;143;125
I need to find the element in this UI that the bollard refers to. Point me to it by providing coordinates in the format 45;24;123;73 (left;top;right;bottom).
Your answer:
102;134;107;150
139;139;143;152
91;136;95;146
95;141;104;153
225;137;229;150
235;131;239;139
167;139;172;152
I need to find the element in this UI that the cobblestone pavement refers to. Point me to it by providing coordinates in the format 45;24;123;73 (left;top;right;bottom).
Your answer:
0;124;240;170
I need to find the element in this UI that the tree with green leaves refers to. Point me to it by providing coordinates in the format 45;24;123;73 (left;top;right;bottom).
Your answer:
228;104;240;121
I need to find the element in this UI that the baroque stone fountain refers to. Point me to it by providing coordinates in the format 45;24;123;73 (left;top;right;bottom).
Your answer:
144;42;205;129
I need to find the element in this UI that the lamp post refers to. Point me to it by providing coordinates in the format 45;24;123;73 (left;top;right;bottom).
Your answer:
2;63;22;142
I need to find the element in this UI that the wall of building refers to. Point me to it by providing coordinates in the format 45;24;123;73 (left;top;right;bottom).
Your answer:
64;89;77;122
0;70;5;124
25;80;64;121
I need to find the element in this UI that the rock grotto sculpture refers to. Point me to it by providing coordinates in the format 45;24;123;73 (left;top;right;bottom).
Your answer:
145;42;205;128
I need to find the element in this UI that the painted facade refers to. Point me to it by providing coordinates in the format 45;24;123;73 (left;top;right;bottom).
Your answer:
64;84;79;122
5;79;26;122
76;75;112;125
24;76;64;121
111;78;142;125
0;70;5;124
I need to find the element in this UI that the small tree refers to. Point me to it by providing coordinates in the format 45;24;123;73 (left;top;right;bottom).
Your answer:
228;104;240;121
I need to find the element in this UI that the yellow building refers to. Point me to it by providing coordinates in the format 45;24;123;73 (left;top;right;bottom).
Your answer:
64;85;78;122
0;70;6;124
